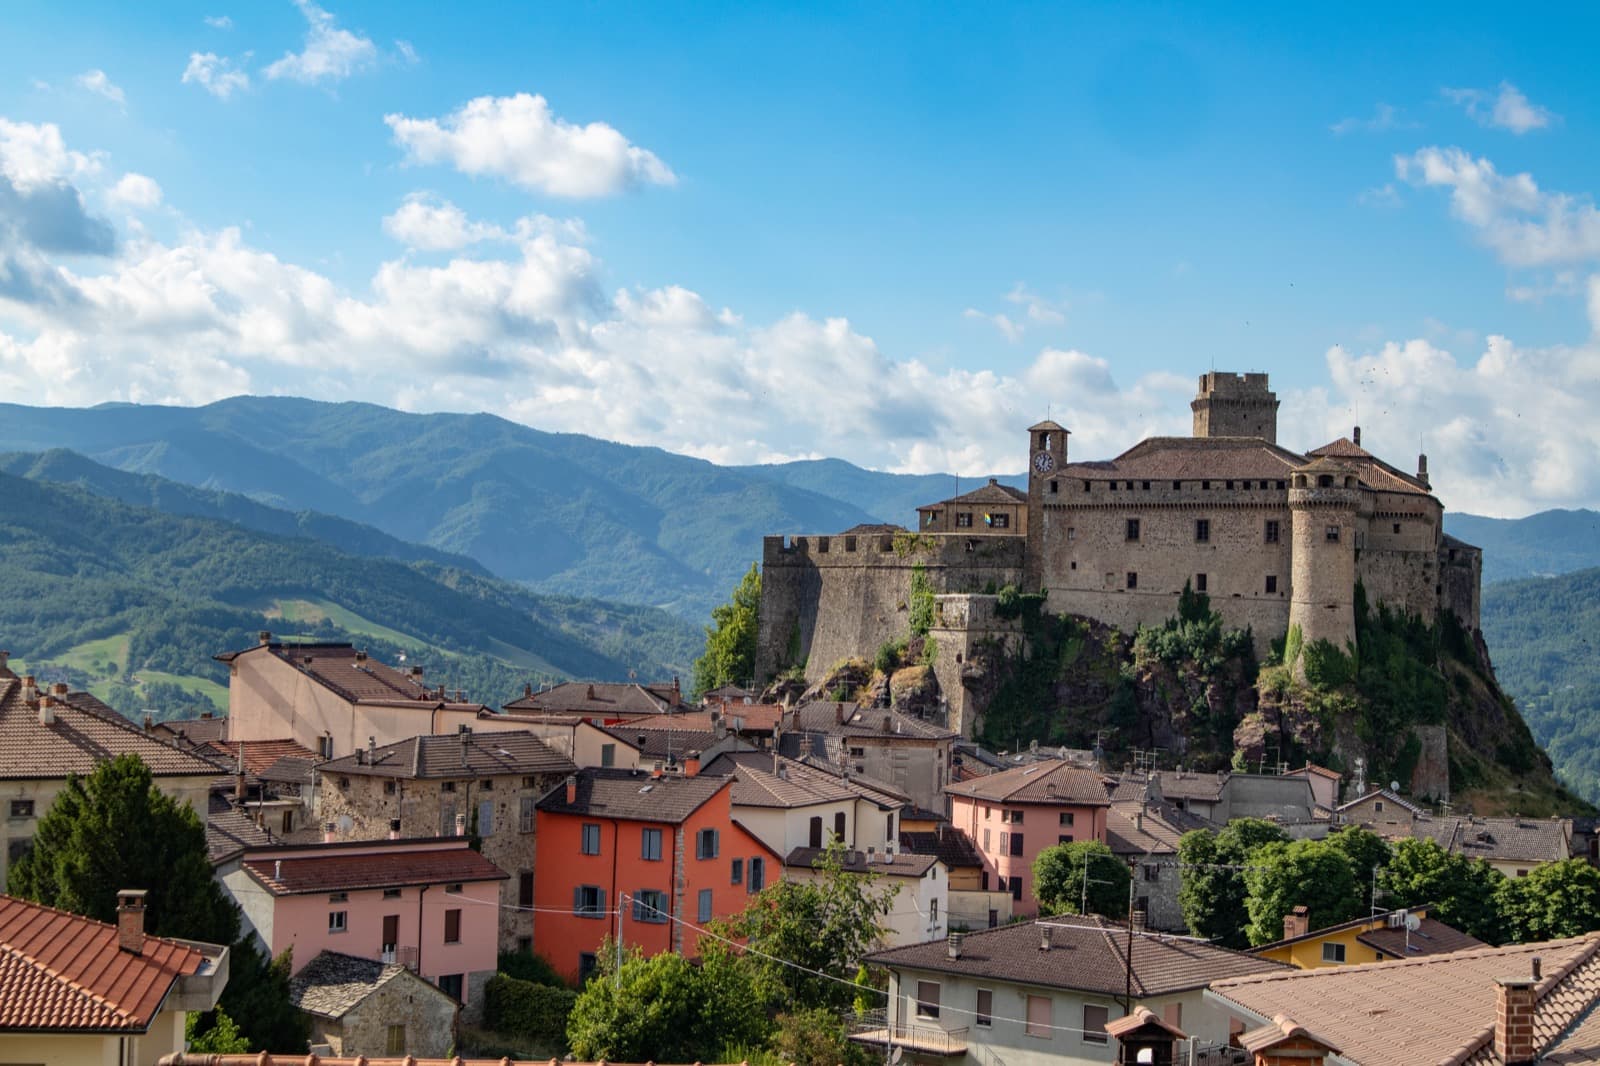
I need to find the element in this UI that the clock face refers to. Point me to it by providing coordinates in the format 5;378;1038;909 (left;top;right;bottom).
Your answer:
1032;451;1056;475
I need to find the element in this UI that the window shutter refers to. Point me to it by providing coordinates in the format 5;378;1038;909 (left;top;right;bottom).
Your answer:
572;886;582;914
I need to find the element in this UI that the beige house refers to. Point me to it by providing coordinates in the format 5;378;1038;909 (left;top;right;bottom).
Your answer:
782;702;957;814
917;478;1029;536
314;728;575;953
0;669;222;886
704;751;909;859
784;845;949;948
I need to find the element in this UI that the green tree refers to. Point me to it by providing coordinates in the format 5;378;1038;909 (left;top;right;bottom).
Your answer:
1177;819;1289;949
694;562;761;694
1496;859;1600;943
186;1008;250;1052
1378;837;1507;944
209;943;310;1054
1325;827;1392;912
769;1008;873;1066
1032;840;1130;918
1242;839;1364;947
908;564;935;638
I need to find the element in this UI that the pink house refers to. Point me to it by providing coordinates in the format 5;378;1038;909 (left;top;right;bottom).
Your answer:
1284;763;1342;811
945;758;1110;916
219;838;505;1020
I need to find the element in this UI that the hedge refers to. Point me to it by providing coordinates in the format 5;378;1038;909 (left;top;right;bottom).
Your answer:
484;974;578;1046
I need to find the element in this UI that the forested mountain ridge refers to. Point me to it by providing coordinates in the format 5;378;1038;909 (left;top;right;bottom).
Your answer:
1446;509;1600;585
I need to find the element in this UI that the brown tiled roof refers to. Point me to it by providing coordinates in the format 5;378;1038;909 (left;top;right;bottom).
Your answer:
918;479;1027;510
536;767;732;824
0;679;226;781
785;846;938;878
1288;763;1342;782
945;758;1111;806
259;754;316;784
597;726;721;761
1061;436;1306;482
1109;769;1230;804
289;950;450;1019
1338;787;1424;817
1209;934;1600;1066
1410;815;1573;866
200;738;319;775
622;705;783;734
318;730;575;779
241;842;507;895
1239;1016;1341;1056
215;643;486;711
840;523;907;535
1307;438;1432;495
502;680;678;717
706;751;907;810
787;702;957;741
867;915;1286;997
900;829;983;869
1106;801;1208;857
0;894;207;1033
1355;917;1485;959
152;715;229;745
206;792;277;862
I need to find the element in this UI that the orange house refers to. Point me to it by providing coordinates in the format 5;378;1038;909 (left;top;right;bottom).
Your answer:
535;768;782;983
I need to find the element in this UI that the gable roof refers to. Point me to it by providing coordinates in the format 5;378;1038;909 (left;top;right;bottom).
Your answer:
206;791;277;862
867;915;1286;997
944;758;1111;806
1412;815;1573;865
0;679;225;781
787;701;957;741
784;846;939;879
151;714;229;746
318;730;575;779
899;829;984;869
1108;769;1230;805
0;894;210;1034
215;642;487;711
594;724;723;761
917;478;1027;510
1306;438;1433;495
1250;904;1484;959
502;680;680;717
536;767;732;824
1061;435;1307;482
241;841;507;895
200;738;319;775
707;751;908;811
1337;787;1424;817
1286;763;1342;782
1106;801;1209;857
289;950;453;1019
1209;933;1600;1066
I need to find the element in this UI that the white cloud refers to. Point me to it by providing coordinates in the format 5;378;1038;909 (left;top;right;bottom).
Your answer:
1330;102;1416;136
263;0;376;85
1397;147;1600;267
1443;82;1556;134
1358;183;1403;208
75;70;125;108
394;40;418;65
0;118;102;190
964;284;1068;341
204;15;233;29
382;193;504;250
182;52;250;99
963;308;1022;342
108;173;162;210
385;93;675;198
1589;275;1600;337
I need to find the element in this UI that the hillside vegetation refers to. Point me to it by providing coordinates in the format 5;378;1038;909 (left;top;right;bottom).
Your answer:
1445;509;1600;584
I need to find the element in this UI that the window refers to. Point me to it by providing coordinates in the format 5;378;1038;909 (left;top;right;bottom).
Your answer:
1143;863;1160;882
1326;524;1340;543
1126;518;1140;541
446;882;463;893
386;1024;406;1054
809;816;824;849
338;776;350;789
1082;1003;1108;1044
1195;518;1210;542
1518;869;1530;877
600;743;616;768
520;796;536;833
956;512;973;528
1006;810;1024;823
1126;571;1138;590
480;779;494;791
1201;480;1211;490
697;827;720;859
929;897;938;925
1266;575;1278;594
328;911;348;933
1265;520;1280;544
1027;995;1054;1039
731;858;744;884
522;776;537;789
1373;800;1385;813
999;831;1008;855
441;781;456;793
444;908;462;943
1196;572;1208;592
633;889;668;923
517;936;532;953
519;871;534;907
988;908;999;928
992;513;1011;529
478;800;495;837
1068;526;1077;540
915;981;941;1019
575;885;606;917
1049;480;1058;494
848;745;866;757
581;823;601;855
976;989;993;1028
438;973;464;1002
329;891;349;903
383;888;402;900
1163;1002;1182;1029
1322;942;1346;963
439;801;456;836
835;811;847;841
1225;480;1234;490
1059;812;1075;826
382;914;400;952
281;810;294;834
578;953;598;984
698;888;714;923
641;827;663;861
1059;835;1074;845
8;799;33;819
1011;878;1023;900
1009;833;1024;856
1393;522;1402;534
983;828;991;850
384;781;397;795
749;857;766;892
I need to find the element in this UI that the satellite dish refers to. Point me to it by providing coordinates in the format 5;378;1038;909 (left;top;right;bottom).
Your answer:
1405;914;1422;931
1390;781;1400;792
890;1047;904;1065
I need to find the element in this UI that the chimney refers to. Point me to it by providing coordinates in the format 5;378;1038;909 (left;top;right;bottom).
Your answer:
1282;905;1310;940
410;666;424;681
0;650;8;672
143;712;154;732
116;890;148;954
586;684;595;700
1040;926;1053;952
1132;900;1148;933
524;682;533;697
1352;425;1361;447
454;813;467;836
684;752;701;777
322;821;337;843
459;724;471;767
1418;453;1430;488
274;859;282;881
1133;808;1144;832
947;932;965;959
389;818;402;840
258;630;272;645
354;650;368;664
882;715;892;734
21;675;38;703
837;703;846;725
367;736;377;765
38;695;55;727
1495;975;1539;1065
565;774;578;805
52;682;68;697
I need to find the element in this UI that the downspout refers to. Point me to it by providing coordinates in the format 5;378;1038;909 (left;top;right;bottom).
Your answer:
417;884;429;977
610;820;621;931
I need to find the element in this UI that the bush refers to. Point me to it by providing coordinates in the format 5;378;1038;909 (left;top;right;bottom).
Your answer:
485;974;578;1046
874;639;906;674
1302;639;1356;688
497;949;569;988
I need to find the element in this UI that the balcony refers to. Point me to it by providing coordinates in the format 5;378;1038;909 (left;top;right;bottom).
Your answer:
847;1008;969;1056
379;945;420;972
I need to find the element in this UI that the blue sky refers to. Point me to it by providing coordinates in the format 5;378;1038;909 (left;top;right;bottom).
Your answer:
2;2;1599;516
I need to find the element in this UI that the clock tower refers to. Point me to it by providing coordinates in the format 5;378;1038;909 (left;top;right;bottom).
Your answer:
1024;419;1068;590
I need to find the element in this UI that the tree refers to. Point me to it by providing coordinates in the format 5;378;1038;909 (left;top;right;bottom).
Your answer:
1033;840;1130;918
1378;837;1507;944
210;942;311;1053
1325;827;1392;912
1242;839;1363;947
186;1009;250;1052
694;562;761;695
769;1008;873;1066
1177;819;1289;949
1496;860;1600;943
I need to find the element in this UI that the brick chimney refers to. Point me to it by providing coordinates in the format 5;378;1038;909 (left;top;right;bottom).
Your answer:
322;821;337;843
38;694;56;727
116;890;148;954
51;682;68;697
565;774;578;805
258;630;272;645
1282;905;1310;940
684;751;701;777
1496;972;1539;1065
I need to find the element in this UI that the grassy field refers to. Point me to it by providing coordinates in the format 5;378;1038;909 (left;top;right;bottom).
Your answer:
263;597;429;650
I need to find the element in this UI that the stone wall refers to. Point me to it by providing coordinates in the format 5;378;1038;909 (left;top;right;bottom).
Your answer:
1288;482;1359;651
1440;539;1482;631
317;970;460;1056
928;594;1024;738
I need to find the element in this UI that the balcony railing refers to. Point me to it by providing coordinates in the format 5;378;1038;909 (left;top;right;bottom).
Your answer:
379;946;420;972
846;1008;969;1056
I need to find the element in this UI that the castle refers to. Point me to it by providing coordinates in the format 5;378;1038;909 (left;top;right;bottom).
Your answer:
756;372;1482;733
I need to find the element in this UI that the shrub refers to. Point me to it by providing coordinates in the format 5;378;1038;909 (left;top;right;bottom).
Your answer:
485;974;578;1046
497;949;569;988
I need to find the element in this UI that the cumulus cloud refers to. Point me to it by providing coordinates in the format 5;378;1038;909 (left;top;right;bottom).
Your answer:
1443;82;1556;134
1330;102;1416;136
1397;147;1600;267
182;52;250;99
108;173;162;210
385;93;675;198
75;70;125;108
204;15;233;29
263;0;377;85
382;193;504;250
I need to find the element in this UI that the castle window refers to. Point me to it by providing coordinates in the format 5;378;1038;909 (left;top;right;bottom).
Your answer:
1318;474;1334;488
1264;520;1280;544
818;536;830;551
1277;480;1286;489
1070;561;1076;570
1083;480;1091;492
845;536;858;551
1126;519;1140;542
1393;522;1402;534
1126;572;1138;590
1067;527;1076;541
1173;480;1182;490
1110;481;1118;491
1126;481;1134;490
1195;519;1210;543
956;513;973;529
1325;525;1340;543
1202;480;1211;490
1226;480;1234;490
1196;573;1208;592
1266;575;1278;594
1049;480;1058;494
1142;481;1151;490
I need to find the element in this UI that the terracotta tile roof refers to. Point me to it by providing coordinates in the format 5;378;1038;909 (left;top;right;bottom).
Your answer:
1307;438;1432;495
867;915;1287;997
1061;436;1306;482
0;679;225;781
1106;801;1209;857
200;738;319;775
918;478;1027;510
151;715;229;745
1287;763;1342;781
621;705;783;734
536;767;732;824
706;751;907;810
241;842;507;895
502;680;679;717
206;792;277;862
701;685;755;702
1108;769;1230;804
900;829;983;869
1209;933;1600;1066
0;894;208;1033
787;702;957;741
1238;1016;1341;1057
785;846;938;878
598;727;721;761
1355;917;1486;959
289;950;451;1019
945;758;1111;806
318;730;575;779
1409;815;1574;866
215;642;487;711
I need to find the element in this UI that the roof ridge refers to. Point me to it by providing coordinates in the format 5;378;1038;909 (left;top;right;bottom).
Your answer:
0;935;142;1026
1218;933;1600;989
1538;947;1600;1061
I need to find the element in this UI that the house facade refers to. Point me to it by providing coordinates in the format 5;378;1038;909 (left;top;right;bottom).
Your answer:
781;702;957;814
784;845;949;948
289;950;460;1058
1251;904;1483;970
705;750;908;859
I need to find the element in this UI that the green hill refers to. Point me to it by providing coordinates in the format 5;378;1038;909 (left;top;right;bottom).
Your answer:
1446;509;1600;585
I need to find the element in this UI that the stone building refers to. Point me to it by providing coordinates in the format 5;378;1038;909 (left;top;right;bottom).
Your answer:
314;728;575;954
917;478;1029;536
290;950;459;1057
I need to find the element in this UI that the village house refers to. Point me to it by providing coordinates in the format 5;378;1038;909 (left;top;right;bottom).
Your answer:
781;701;957;814
784;845;949;948
534;767;782;984
859;915;1287;1066
501;678;685;720
1111;769;1318;827
0;890;229;1066
217;837;504;1020
200;738;321;839
1250;904;1484;970
1208;933;1600;1064
1106;799;1209;934
289;949;460;1058
703;750;909;857
0;669;222;885
901;826;1013;931
216;635;493;758
1415;814;1574;879
489;714;647;768
917;478;1029;536
945;758;1111;915
1334;787;1426;837
1283;763;1343;812
151;711;229;748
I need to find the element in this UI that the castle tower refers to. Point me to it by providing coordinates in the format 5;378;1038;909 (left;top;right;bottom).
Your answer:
1024;420;1068;591
1287;457;1360;663
1191;372;1279;442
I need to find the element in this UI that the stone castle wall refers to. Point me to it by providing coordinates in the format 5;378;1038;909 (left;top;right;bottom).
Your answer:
928;594;1025;737
1288;482;1359;651
1440;540;1482;631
